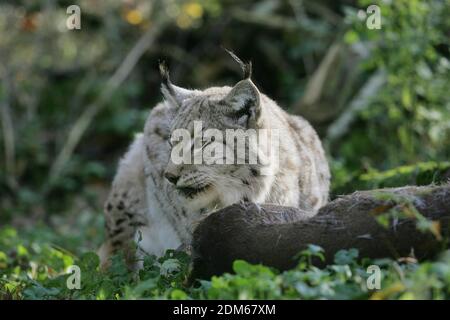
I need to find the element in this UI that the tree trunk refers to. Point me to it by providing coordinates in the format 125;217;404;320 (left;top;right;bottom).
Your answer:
190;184;450;279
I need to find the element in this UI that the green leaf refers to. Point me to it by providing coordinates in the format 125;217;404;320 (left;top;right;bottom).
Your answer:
80;252;100;271
160;259;181;276
171;289;189;300
334;249;359;265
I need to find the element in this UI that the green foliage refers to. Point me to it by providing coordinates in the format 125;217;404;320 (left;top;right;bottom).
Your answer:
2;226;450;300
334;0;450;174
0;225;190;300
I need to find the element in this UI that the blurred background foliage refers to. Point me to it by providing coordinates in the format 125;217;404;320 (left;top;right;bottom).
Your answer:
1;0;450;301
0;0;449;230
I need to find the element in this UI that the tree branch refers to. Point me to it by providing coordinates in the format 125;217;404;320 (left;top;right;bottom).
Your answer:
46;17;169;189
191;184;450;279
0;72;18;190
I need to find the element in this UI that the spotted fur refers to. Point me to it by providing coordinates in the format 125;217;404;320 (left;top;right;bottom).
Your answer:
99;61;330;269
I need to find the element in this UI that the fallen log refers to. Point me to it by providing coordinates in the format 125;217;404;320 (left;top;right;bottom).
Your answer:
190;184;450;279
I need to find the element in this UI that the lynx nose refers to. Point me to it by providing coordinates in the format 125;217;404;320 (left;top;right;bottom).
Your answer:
164;171;180;185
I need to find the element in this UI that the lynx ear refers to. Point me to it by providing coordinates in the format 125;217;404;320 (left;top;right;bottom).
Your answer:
159;61;194;107
221;79;261;127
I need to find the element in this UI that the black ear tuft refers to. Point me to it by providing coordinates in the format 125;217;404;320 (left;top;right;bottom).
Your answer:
223;48;252;79
158;60;169;80
159;60;172;90
159;60;179;101
159;61;195;107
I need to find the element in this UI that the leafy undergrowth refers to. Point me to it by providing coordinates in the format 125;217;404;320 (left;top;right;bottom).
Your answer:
1;163;449;300
1;224;450;300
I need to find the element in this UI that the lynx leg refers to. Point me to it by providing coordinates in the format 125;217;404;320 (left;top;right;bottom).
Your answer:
99;135;148;270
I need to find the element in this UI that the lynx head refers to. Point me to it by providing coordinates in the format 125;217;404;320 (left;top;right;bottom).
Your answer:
160;54;277;209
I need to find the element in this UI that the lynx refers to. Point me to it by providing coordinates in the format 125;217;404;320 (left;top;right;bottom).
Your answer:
98;54;330;268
